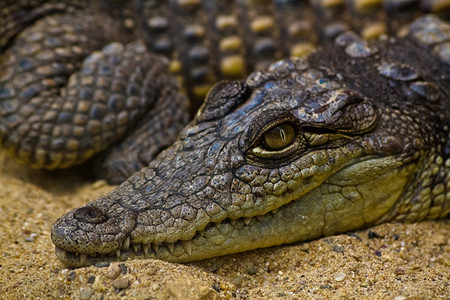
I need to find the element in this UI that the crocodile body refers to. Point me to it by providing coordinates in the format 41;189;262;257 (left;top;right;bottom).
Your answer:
1;0;449;184
51;15;450;268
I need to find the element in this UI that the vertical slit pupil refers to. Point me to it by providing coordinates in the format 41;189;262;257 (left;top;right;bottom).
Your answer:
280;128;286;142
263;123;295;150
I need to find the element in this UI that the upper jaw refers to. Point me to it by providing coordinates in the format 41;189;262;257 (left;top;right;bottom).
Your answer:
53;202;285;268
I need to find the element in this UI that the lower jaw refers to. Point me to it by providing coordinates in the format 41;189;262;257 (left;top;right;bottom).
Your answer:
54;238;216;268
55;246;167;268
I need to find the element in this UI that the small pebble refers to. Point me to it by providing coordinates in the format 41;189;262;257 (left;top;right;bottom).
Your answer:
67;270;76;281
87;275;95;284
79;287;94;300
212;284;221;292
247;267;258;275
394;296;406;300
119;263;128;274
60;269;69;275
106;264;121;279
334;272;346;282
368;230;382;239
360;279;371;287
24;233;37;242
394;268;405;275
320;284;332;289
112;278;129;289
95;261;110;268
92;276;105;292
299;243;310;252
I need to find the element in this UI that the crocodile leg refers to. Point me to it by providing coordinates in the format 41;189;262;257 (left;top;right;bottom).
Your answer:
0;1;189;178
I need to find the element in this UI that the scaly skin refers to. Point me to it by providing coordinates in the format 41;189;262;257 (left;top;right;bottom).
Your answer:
1;0;449;184
51;16;450;268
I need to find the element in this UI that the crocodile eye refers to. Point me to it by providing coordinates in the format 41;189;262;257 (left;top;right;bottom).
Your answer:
247;120;305;162
263;123;295;150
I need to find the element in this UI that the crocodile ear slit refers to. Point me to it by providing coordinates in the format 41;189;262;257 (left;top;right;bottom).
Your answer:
195;80;253;122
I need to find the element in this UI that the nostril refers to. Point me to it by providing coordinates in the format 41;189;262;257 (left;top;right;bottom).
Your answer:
73;206;108;224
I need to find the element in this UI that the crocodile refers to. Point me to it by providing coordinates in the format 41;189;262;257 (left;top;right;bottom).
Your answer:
51;15;450;268
1;0;450;184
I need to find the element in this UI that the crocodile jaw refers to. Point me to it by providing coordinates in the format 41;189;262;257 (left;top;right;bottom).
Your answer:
53;155;416;268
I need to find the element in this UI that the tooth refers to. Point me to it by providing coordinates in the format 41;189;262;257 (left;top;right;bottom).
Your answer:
230;219;237;226
198;230;205;237
167;243;174;254
272;209;278;214
80;254;88;265
122;237;130;250
214;223;220;230
244;217;251;225
153;244;159;253
133;244;140;253
181;240;192;255
116;249;121;257
142;244;149;255
75;252;80;257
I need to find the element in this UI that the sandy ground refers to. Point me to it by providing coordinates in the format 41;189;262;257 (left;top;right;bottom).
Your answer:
0;150;449;299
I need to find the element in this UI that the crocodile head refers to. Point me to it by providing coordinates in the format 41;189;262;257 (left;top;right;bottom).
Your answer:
51;16;450;266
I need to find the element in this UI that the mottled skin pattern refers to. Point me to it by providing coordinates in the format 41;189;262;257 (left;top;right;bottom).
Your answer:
1;0;449;184
51;16;450;268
